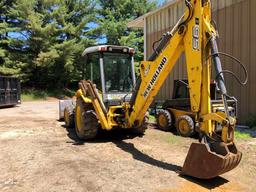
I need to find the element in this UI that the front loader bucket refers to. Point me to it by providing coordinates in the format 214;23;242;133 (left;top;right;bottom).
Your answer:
182;142;242;179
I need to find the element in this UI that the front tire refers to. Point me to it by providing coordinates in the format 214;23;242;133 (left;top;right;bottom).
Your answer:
176;115;195;137
64;106;74;128
156;109;172;131
75;98;98;140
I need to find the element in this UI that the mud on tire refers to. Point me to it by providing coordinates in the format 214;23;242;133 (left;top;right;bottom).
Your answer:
75;98;99;140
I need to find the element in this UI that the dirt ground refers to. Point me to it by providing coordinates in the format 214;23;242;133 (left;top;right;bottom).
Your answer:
0;101;255;192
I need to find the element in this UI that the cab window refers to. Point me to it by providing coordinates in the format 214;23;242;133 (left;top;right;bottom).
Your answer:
84;53;101;90
103;52;133;93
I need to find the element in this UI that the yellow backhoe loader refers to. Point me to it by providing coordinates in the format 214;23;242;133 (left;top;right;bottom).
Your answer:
155;79;237;137
61;0;243;179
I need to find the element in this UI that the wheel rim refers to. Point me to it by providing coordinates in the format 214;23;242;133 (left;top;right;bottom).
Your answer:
159;114;167;128
179;119;190;135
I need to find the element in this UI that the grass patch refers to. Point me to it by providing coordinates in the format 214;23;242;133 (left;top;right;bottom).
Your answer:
148;115;156;123
235;130;252;139
21;90;48;101
165;134;179;144
21;89;75;101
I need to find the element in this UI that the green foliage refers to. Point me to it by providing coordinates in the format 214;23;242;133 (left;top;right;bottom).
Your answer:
0;0;157;90
21;89;49;101
21;88;75;101
119;31;144;61
96;0;156;61
0;65;20;75
1;0;96;88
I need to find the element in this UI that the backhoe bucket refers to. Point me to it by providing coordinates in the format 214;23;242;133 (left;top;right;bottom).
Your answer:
182;142;242;179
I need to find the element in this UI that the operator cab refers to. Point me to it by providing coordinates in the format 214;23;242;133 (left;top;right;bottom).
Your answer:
82;45;136;107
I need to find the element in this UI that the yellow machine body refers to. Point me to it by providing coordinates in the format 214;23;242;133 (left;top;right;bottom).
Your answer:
78;1;231;137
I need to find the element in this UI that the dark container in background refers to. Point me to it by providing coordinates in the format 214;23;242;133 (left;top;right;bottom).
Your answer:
0;76;21;107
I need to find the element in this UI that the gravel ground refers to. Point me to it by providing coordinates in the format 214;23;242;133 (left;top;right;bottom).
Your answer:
0;101;255;192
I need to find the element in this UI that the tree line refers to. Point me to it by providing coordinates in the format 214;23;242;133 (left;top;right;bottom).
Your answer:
0;0;156;89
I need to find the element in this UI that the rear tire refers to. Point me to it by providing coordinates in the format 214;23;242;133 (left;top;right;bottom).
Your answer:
176;115;195;137
64;106;74;128
75;98;98;140
156;109;172;131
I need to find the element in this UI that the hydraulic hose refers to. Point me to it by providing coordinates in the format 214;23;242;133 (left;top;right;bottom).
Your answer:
210;36;229;116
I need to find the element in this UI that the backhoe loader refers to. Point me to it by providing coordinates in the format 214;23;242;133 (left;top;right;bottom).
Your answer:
155;79;237;137
61;0;242;179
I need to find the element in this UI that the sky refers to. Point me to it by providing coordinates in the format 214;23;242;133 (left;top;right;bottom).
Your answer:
157;0;166;5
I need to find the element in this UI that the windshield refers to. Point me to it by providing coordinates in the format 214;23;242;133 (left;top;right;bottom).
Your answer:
103;52;133;93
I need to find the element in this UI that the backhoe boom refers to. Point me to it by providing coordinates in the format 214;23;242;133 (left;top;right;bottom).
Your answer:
125;0;242;178
128;0;212;133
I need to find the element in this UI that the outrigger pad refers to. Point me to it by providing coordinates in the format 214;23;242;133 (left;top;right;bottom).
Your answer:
181;142;242;179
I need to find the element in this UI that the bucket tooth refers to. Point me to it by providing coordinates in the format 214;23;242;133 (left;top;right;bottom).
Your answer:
181;142;242;179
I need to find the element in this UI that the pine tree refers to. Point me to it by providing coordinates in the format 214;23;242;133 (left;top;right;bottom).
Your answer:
1;0;96;88
0;0;157;89
0;0;23;76
96;0;157;61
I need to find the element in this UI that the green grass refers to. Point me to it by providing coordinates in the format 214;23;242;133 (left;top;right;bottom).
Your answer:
148;115;156;123
21;90;48;101
235;130;252;139
165;134;179;144
21;89;75;101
